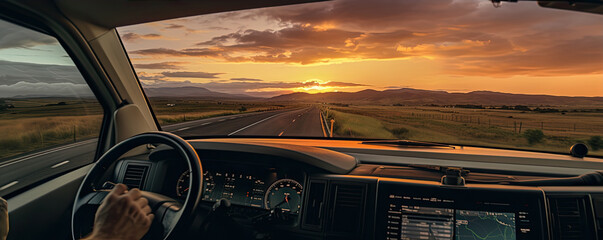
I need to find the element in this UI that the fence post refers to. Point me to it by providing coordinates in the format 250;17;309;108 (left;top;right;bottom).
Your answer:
73;125;77;142
514;122;517;133
330;119;335;138
519;122;523;133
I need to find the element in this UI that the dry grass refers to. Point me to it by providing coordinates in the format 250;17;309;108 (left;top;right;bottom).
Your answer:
0;97;294;160
0;115;103;159
325;105;603;157
157;106;287;125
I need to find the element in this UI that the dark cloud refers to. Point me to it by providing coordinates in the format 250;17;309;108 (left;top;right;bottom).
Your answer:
163;23;199;33
161;71;224;78
0;60;83;85
0;60;92;98
259;0;480;32
131;47;222;57
230;78;263;82
322;81;368;87
164;24;184;29
133;62;185;70
0;20;57;49
121;32;163;41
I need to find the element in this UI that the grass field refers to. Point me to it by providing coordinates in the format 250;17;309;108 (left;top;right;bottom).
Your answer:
149;98;289;125
322;105;603;157
0;98;104;159
0;97;291;160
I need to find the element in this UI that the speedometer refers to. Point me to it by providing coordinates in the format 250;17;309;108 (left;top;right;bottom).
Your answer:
264;179;303;214
176;170;190;198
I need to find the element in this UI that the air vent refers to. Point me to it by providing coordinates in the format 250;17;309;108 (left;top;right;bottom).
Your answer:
302;180;327;230
122;164;149;189
328;182;366;236
549;196;593;240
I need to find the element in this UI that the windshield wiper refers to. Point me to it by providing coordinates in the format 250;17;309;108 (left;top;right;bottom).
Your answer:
362;140;455;149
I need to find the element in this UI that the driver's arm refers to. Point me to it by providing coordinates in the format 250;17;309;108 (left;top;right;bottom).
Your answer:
83;183;154;240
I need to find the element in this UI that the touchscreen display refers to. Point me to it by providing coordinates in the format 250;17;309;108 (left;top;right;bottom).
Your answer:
383;192;535;240
387;202;516;240
456;210;516;240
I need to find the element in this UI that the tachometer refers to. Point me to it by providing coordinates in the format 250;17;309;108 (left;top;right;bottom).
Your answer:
264;179;303;214
176;170;190;198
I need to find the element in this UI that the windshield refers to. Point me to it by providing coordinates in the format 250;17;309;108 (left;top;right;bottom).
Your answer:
119;0;603;157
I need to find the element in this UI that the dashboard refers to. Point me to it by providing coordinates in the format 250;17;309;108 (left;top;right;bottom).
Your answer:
110;139;603;240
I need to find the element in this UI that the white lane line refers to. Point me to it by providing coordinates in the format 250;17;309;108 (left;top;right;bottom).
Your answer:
0;139;95;169
228;111;290;136
51;160;70;169
218;119;226;122
201;122;212;126
176;127;191;131
292;119;296;122
0;181;18;191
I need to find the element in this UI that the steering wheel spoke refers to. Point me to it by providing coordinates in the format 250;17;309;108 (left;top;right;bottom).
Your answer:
71;131;203;240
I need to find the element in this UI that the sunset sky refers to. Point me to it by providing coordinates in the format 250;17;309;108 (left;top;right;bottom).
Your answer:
118;0;603;97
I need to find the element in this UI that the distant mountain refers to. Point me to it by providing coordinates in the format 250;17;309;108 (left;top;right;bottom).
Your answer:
144;86;258;99
269;88;603;106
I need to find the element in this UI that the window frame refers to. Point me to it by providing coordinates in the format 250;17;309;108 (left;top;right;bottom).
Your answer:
0;2;122;197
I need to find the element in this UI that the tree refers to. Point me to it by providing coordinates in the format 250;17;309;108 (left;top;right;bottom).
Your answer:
588;136;603;151
524;129;544;145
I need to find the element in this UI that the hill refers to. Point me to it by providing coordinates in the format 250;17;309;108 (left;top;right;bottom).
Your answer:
268;88;603;106
143;86;258;99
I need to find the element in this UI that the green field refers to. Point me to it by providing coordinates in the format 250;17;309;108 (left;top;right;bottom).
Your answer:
322;105;603;157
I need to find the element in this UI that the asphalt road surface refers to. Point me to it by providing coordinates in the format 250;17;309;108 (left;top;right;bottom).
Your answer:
0;107;325;196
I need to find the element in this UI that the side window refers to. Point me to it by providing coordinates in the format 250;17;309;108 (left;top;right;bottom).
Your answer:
0;19;103;196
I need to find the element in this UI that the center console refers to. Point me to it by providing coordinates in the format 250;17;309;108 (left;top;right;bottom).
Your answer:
376;180;548;240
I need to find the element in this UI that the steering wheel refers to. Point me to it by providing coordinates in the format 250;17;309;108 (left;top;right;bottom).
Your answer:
71;132;203;240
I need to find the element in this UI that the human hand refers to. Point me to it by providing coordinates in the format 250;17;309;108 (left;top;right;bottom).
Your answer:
85;184;154;240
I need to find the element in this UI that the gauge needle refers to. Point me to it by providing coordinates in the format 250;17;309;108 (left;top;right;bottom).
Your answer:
274;196;291;208
183;187;189;192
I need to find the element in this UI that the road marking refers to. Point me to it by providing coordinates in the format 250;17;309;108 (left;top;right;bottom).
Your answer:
201;122;212;126
0;181;18;191
218;119;226;122
319;111;327;137
0;139;96;169
228;111;289;136
176;127;191;131
278;131;284;136
292;119;296;122
229;117;236;120
51;160;70;169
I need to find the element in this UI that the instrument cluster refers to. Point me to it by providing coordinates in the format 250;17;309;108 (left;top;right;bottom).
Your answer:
176;169;304;214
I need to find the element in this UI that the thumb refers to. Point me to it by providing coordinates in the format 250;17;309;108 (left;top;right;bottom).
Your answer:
110;183;128;196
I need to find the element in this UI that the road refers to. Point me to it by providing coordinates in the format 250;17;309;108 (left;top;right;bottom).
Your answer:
0;107;325;196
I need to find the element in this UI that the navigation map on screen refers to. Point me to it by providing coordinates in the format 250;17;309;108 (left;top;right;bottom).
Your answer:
455;210;516;240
